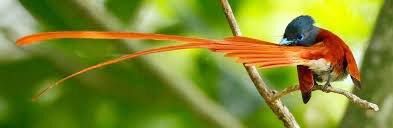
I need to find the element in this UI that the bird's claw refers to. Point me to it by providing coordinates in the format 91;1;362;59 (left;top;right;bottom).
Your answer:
321;83;331;92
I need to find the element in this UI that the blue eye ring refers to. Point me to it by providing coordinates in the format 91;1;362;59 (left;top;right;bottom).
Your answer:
297;34;304;41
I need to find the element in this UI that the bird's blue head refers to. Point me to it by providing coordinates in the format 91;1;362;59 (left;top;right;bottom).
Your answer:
279;15;320;46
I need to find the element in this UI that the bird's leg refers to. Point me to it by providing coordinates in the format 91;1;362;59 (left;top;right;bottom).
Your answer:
321;74;331;92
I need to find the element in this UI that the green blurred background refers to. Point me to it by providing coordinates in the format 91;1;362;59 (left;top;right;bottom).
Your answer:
0;0;384;128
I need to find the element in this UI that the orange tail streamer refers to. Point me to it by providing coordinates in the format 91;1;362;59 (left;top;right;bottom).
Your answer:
31;43;213;101
17;31;222;101
16;31;217;45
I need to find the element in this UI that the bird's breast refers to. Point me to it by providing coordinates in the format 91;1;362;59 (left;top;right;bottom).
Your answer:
306;58;331;73
305;58;331;82
304;58;349;82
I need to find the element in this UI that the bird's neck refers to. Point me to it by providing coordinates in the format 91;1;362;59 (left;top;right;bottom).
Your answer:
315;28;328;41
315;28;349;49
315;28;341;42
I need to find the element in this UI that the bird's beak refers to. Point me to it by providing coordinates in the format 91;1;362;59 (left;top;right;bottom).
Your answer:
278;38;294;46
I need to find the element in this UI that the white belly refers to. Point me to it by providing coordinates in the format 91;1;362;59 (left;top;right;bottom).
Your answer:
303;58;348;82
305;59;331;82
306;59;331;73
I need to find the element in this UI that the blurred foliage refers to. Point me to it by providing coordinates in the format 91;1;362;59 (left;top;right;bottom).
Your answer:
0;0;383;128
342;1;393;127
105;0;142;25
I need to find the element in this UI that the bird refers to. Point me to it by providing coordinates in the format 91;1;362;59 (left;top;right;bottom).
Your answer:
16;15;361;103
278;16;361;103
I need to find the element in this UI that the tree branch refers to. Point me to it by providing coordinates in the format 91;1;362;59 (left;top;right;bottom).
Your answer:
219;0;300;128
272;85;379;111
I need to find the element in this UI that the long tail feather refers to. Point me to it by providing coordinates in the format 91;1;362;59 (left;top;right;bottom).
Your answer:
236;58;293;63
258;63;301;69
32;43;212;101
245;61;304;67
16;31;217;45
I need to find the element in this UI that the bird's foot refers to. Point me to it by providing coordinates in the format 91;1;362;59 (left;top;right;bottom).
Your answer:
321;83;331;92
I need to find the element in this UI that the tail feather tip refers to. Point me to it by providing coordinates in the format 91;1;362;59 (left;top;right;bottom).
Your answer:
302;91;312;104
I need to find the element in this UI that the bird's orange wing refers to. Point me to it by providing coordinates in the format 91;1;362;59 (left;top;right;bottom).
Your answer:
215;37;327;69
297;65;314;104
344;48;361;89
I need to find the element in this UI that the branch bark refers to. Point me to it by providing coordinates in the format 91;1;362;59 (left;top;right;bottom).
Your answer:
272;85;379;111
219;0;300;128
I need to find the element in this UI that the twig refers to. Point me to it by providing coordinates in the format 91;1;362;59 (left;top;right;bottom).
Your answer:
219;0;300;128
272;85;379;111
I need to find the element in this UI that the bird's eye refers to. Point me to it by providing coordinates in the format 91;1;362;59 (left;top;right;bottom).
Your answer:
297;34;304;41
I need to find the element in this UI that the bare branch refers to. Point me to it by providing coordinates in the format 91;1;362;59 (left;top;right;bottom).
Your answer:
219;0;300;128
271;86;300;101
219;0;242;36
272;85;379;111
